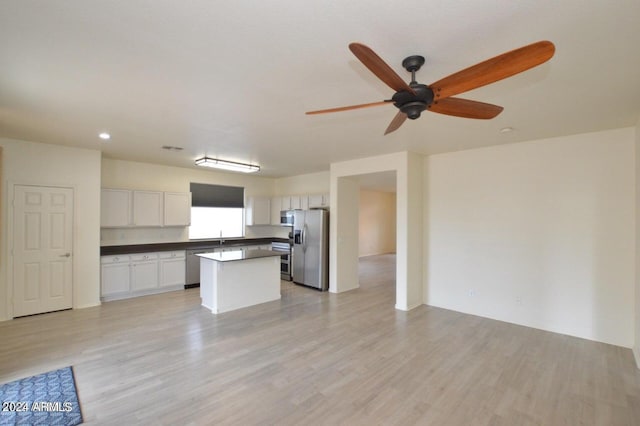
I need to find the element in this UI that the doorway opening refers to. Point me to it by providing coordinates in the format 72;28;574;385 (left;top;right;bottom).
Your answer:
330;151;423;311
356;172;397;295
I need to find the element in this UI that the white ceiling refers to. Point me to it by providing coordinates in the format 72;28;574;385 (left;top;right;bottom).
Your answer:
1;1;639;178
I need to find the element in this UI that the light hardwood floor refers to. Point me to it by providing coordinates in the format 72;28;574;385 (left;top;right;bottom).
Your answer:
1;254;639;425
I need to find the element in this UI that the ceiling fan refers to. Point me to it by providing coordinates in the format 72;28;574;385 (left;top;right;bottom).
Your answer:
306;41;555;135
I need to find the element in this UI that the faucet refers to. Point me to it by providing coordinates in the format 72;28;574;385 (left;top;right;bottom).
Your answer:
219;230;224;245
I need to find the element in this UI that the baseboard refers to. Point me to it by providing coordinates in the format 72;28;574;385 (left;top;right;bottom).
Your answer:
358;251;396;259
74;301;101;309
634;346;640;369
395;302;422;312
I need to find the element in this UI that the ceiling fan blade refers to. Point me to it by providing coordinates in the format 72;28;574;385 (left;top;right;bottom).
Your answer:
430;40;555;100
384;111;407;135
306;100;391;115
429;98;503;119
349;43;416;94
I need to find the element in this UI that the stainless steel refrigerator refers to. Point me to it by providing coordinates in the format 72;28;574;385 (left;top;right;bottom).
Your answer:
292;209;329;291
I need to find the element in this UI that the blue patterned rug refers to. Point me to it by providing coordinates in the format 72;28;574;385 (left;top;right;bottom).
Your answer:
0;366;82;425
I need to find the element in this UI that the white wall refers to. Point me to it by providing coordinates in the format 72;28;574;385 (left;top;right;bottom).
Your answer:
359;190;396;257
102;157;276;194
274;171;329;196
425;128;635;347
635;118;640;366
0;138;102;320
101;158;279;245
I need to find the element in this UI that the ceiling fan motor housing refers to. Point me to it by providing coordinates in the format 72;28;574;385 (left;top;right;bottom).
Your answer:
392;83;434;119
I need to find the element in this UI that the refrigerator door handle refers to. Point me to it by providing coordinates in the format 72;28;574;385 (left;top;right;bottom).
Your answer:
302;224;307;251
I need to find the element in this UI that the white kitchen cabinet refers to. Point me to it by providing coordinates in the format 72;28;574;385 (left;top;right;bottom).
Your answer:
130;253;159;292
308;194;323;208
290;195;302;210
246;196;271;225
102;189;190;228
281;196;292;210
101;250;186;301
101;189;132;227
101;255;131;297
132;191;163;227
300;195;309;210
164;192;191;226
270;196;282;225
159;251;186;287
308;193;330;208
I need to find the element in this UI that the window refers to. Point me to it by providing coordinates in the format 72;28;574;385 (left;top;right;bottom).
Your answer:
189;207;244;239
188;183;245;240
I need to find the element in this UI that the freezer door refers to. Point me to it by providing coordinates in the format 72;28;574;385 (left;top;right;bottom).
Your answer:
292;210;306;283
301;211;319;288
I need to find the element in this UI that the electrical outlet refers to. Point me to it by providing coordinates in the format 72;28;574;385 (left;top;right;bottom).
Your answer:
516;297;523;306
468;290;475;297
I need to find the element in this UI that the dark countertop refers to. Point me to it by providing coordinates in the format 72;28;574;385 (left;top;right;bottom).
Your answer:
100;237;289;256
197;249;282;262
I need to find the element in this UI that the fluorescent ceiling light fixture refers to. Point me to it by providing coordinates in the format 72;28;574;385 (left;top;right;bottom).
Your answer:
195;157;260;173
99;132;111;140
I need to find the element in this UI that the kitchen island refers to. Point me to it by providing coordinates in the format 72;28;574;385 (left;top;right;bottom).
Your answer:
197;249;282;314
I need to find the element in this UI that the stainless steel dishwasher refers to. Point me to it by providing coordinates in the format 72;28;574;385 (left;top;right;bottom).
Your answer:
186;248;215;287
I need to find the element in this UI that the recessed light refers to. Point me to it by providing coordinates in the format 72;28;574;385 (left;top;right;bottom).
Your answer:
499;127;514;133
99;132;111;140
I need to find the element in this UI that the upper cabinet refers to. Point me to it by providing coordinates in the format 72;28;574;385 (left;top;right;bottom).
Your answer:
270;196;282;225
280;196;292;211
308;193;330;208
268;193;330;223
300;195;309;210
246;196;271;226
289;195;302;210
101;189;132;227
164;192;192;226
132;190;163;227
101;188;191;228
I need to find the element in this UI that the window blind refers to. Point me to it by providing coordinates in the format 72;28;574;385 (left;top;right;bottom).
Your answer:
190;183;245;208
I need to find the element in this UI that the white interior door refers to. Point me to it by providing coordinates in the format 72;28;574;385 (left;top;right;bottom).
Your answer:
12;185;74;317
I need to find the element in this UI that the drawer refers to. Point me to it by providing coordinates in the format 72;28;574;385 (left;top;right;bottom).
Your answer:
101;255;130;264
130;253;159;262
159;250;186;260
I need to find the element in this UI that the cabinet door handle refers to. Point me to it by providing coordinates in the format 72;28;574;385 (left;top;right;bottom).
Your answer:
59;253;71;258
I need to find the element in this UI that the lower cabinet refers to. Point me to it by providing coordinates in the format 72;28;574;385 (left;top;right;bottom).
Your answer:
101;255;131;296
130;253;159;292
101;251;185;301
159;251;186;287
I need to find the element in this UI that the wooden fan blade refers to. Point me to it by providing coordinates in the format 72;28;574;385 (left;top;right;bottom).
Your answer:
429;98;503;119
430;41;555;100
349;43;415;94
306;100;391;115
384;111;407;135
